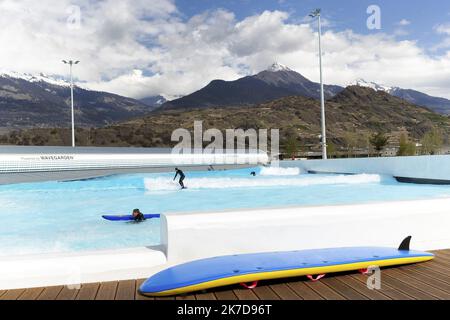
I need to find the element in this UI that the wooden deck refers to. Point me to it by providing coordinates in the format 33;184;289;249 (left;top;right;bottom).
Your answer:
1;249;450;300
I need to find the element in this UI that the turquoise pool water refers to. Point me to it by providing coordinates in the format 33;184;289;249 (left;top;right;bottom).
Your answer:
1;166;450;257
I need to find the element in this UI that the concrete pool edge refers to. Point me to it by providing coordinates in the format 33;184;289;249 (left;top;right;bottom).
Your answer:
0;246;167;290
2;197;450;291
281;155;450;183
162;197;450;263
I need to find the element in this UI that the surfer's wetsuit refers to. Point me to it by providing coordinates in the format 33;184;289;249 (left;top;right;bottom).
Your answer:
174;169;186;189
134;212;145;222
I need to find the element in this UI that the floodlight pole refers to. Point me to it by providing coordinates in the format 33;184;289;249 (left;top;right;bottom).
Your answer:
62;60;79;148
310;9;327;159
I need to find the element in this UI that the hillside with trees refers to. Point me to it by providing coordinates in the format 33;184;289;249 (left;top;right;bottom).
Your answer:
1;86;449;157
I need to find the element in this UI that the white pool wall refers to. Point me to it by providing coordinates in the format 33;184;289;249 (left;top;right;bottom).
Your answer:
0;247;166;290
0;152;269;173
162;198;450;264
280;155;450;181
0;147;269;185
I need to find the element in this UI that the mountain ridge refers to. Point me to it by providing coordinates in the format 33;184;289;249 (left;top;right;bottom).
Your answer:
3;86;448;149
159;64;450;115
351;78;450;114
2;65;450;132
140;95;167;109
0;72;154;129
160;63;344;110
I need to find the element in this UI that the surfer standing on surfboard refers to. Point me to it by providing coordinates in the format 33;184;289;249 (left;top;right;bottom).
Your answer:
173;168;186;189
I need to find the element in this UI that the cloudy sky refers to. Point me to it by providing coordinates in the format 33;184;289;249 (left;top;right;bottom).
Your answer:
2;0;450;99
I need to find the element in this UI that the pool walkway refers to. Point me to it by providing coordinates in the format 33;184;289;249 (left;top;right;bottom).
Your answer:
1;249;450;300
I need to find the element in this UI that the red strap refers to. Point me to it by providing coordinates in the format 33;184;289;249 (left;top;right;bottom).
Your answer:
359;268;369;275
240;281;259;289
307;274;326;282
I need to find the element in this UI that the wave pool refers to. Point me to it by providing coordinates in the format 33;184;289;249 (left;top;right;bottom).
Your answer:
1;166;450;257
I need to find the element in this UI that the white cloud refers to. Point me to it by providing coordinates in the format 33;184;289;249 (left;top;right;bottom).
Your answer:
435;23;450;35
0;0;178;91
2;2;450;100
432;23;450;51
393;28;409;36
392;19;410;37
397;19;411;26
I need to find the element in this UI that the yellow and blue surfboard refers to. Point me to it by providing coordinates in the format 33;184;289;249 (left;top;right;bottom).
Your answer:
139;236;433;297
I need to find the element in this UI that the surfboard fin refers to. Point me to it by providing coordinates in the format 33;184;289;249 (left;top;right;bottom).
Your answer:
398;236;412;251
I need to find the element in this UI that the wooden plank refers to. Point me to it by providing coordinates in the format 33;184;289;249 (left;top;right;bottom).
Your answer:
350;274;413;300
381;273;438;300
304;280;345;300
286;281;323;300
233;288;259;300
336;275;391;300
423;257;450;269
195;291;217;300
321;277;368;300
37;286;64;300
269;283;301;300
176;294;197;300
401;265;450;289
386;269;450;300
135;279;155;300
251;286;280;300
433;251;450;260
154;296;176;300
0;289;25;300
414;262;450;278
115;280;136;301
418;262;450;277
214;289;238;300
56;286;79;300
429;259;450;272
434;257;450;266
432;262;449;272
96;282;118;300
0;291;6;299
431;249;450;254
433;249;450;254
18;287;45;300
434;255;450;264
76;283;100;300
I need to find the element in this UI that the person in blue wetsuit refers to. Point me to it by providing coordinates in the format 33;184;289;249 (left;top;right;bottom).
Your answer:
173;168;186;189
132;209;145;222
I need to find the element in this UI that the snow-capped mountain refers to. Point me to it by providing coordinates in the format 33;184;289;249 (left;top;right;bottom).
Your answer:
351;78;450;114
161;63;344;109
0;70;71;88
0;71;154;128
140;95;167;109
266;62;293;72
350;78;394;93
